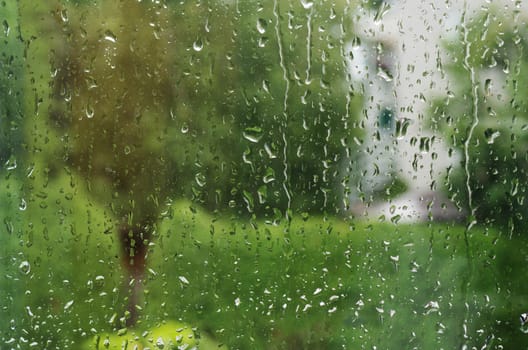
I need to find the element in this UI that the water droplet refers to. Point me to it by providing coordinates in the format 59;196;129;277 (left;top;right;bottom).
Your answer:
424;300;440;314
103;30;117;43
484;128;500;144
390;214;401;224
193;38;203;52
301;90;311;105
377;67;393;82
520;313;528;333
257;18;267;34
484;78;492;96
257;186;267;204
195;173;206;187
395;118;411;139
19;198;27;211
300;0;314;9
243;190;254;212
156;337;165;349
263;168;275;184
262;79;271;93
178;276;189;285
94;275;105;288
2;19;9;37
264;143;277;159
374;2;391;23
64;300;74;310
181;123;189;134
235;297;241;307
19;261;30;275
26;306;34;317
86;76;98;90
243;127;263;143
419;137;430;153
60;9;69;23
85;105;95;119
5;158;17;170
352;36;361;48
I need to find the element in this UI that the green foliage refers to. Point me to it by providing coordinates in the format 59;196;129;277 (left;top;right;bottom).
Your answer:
232;1;362;215
431;9;528;232
2;171;526;348
80;320;221;350
160;1;362;215
0;1;24;163
17;0;362;223
5;2;528;350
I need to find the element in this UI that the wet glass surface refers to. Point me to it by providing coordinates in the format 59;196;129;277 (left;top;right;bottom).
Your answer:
2;0;528;348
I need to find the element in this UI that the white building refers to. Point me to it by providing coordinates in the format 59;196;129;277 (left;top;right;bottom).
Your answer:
345;0;526;222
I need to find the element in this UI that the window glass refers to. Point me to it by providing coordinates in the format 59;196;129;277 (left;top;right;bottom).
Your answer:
2;0;527;348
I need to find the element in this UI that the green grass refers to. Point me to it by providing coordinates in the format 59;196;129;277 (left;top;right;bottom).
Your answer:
1;172;527;349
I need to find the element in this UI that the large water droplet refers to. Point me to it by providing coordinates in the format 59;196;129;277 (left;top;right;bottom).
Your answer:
300;0;314;10
395;118;411;139
2;19;10;37
156;337;165;349
19;198;27;211
374;2;391;23
520;313;528;333
193;38;204;52
64;300;74;310
60;8;69;23
195;173;206;187
85;105;95;119
419;137;431;153
243;127;263;143
263;167;275;183
484;128;500;144
377;67;393;82
103;30;117;43
484;78;492;96
19;261;31;275
257;18;267;34
5;158;17;170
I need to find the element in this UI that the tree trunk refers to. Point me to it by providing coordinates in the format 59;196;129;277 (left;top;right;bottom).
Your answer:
118;222;151;327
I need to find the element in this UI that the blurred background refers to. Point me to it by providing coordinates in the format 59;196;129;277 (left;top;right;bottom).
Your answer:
2;0;528;348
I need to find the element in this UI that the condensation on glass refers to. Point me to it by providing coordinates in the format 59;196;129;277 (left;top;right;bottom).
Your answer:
1;0;527;348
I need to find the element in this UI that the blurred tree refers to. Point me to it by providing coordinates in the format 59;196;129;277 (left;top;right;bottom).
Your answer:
18;0;361;326
430;8;528;233
213;1;362;218
19;0;183;325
